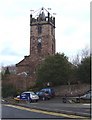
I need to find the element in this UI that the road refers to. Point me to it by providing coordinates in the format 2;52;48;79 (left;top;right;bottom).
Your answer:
1;104;72;119
1;97;91;119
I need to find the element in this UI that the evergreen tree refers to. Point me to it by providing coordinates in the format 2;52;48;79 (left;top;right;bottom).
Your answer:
36;53;72;87
4;67;10;75
77;56;91;84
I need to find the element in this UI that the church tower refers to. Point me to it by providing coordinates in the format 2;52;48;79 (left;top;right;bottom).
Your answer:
30;7;55;57
16;8;56;82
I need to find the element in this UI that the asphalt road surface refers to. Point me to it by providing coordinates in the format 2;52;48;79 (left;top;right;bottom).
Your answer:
18;98;91;118
1;104;69;119
1;97;91;119
1;104;90;119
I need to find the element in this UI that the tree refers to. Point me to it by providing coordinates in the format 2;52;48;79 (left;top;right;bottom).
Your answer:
2;83;17;98
77;56;91;84
4;67;10;75
1;66;17;98
81;47;90;60
36;53;72;87
71;47;90;66
71;54;80;66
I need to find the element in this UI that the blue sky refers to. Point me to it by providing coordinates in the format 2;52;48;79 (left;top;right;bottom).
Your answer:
0;0;90;66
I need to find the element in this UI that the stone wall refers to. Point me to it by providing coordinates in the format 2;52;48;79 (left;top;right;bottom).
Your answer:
2;75;91;96
54;84;91;96
2;74;36;91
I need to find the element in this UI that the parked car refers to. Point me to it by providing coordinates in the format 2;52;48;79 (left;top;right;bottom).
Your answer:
36;91;51;100
76;90;92;102
36;87;55;100
1;99;7;103
40;88;55;97
14;91;39;102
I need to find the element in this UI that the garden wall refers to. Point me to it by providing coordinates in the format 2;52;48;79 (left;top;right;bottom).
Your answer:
54;84;91;96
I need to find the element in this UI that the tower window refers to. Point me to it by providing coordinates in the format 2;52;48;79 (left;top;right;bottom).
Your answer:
38;25;42;34
37;42;42;49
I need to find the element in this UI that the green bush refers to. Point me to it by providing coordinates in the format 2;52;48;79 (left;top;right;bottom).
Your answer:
2;84;17;98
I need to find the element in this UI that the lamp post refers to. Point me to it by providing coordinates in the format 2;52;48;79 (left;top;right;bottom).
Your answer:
24;72;28;91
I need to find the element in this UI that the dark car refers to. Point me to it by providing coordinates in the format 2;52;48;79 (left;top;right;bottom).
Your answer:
36;87;55;100
36;91;51;100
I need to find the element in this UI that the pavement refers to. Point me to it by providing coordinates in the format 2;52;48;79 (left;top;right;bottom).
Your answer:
14;97;91;117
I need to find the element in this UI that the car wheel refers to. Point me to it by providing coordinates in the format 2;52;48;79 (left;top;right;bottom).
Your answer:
76;98;80;103
29;99;32;103
36;100;38;102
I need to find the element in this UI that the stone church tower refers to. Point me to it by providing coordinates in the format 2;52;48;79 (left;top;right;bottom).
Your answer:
16;7;56;83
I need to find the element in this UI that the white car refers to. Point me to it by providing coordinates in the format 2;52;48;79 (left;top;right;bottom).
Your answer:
76;90;92;102
15;91;39;102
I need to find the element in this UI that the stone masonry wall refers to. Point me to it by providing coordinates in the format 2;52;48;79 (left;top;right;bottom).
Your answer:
54;84;91;96
3;74;36;91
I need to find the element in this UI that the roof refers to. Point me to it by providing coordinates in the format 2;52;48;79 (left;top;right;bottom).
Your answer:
16;55;30;67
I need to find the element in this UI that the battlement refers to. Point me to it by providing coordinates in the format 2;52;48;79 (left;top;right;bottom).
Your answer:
30;7;55;27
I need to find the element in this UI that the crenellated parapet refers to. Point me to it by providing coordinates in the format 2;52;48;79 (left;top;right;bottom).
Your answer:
30;7;55;27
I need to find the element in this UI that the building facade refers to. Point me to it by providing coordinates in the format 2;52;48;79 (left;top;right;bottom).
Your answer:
16;7;56;84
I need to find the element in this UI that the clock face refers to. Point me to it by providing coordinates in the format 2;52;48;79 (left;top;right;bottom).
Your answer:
37;38;42;50
38;38;41;43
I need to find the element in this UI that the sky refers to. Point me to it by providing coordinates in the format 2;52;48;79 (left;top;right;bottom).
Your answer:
0;0;90;67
